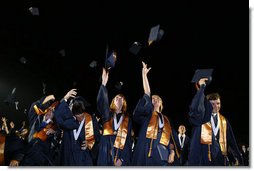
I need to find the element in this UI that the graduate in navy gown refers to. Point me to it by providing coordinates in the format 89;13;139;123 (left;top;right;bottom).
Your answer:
132;62;178;166
54;89;100;166
21;95;60;166
188;77;243;166
173;125;190;166
1;118;28;166
97;68;132;166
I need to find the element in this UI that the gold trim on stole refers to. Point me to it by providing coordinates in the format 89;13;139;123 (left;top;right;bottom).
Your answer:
218;114;227;155
103;115;129;150
146;112;171;146
84;112;95;150
114;115;129;150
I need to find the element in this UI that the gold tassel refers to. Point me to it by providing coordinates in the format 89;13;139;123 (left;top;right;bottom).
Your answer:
148;139;153;157
208;144;211;161
114;148;119;165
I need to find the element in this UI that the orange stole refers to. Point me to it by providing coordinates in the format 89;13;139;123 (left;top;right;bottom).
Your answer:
218;114;227;155
84;112;95;150
103;118;114;135
33;101;59;115
114;116;129;149
201;113;228;155
0;134;5;165
103;115;129;150
33;123;56;141
146;112;171;146
34;104;47;115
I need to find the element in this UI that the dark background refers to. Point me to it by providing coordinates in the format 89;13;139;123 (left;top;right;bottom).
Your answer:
0;0;249;146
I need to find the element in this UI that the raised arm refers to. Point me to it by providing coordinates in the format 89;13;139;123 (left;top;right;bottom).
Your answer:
2;117;9;134
142;61;151;96
133;62;153;125
102;67;109;86
188;78;212;126
97;68;110;122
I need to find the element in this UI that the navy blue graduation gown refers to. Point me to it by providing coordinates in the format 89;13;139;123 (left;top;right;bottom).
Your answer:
132;94;176;166
173;135;190;166
96;85;132;166
188;85;243;166
4;132;27;165
54;101;99;166
21;101;59;166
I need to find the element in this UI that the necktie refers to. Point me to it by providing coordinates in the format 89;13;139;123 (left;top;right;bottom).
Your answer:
116;114;121;123
158;113;163;122
180;136;183;143
213;114;218;127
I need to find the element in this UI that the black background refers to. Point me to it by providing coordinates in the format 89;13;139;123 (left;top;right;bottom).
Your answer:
0;1;249;146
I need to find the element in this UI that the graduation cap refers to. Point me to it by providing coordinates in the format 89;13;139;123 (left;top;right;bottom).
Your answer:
148;24;164;46
4;88;18;106
114;81;123;90
42;82;46;95
191;69;214;85
105;51;117;70
28;7;39;16
19;57;27;64
59;49;66;57
89;60;97;68
129;42;142;55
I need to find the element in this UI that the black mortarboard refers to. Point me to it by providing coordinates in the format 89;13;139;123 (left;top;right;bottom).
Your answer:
29;7;39;16
114;81;123;90
148;24;164;46
19;57;27;64
89;60;97;68
129;42;142;55
191;69;214;84
4;88;18;106
59;49;66;57
42;82;46;95
105;51;117;70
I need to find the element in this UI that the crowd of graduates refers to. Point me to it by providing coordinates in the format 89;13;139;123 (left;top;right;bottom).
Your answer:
0;62;249;166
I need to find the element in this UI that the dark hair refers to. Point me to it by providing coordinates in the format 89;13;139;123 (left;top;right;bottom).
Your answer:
206;93;220;100
72;100;86;115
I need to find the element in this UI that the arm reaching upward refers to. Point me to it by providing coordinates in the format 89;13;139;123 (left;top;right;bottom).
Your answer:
102;68;109;86
142;61;151;96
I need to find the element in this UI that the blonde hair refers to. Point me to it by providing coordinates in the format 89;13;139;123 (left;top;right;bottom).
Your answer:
152;95;163;113
110;94;127;113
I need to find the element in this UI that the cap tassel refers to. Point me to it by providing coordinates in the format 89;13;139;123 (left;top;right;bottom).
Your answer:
208;144;211;161
148;139;153;157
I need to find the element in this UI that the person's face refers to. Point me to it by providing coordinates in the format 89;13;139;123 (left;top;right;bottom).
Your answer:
242;145;246;152
178;125;186;134
75;113;84;122
114;95;124;111
10;121;15;128
209;98;221;113
152;95;162;112
45;108;54;120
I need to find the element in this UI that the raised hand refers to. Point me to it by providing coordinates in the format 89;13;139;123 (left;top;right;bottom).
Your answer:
198;78;208;87
102;68;109;86
142;61;151;76
64;89;77;101
141;61;151;96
